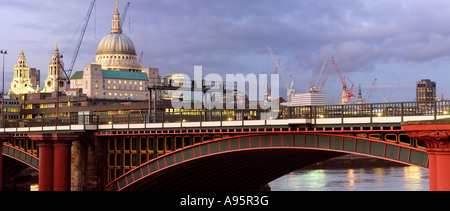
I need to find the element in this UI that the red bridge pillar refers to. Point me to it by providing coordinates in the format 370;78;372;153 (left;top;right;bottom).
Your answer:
53;140;72;191
404;124;450;191
37;140;53;191
30;134;78;191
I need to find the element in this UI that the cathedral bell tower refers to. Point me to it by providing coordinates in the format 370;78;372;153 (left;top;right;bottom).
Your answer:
42;43;68;93
356;85;364;104
9;47;40;95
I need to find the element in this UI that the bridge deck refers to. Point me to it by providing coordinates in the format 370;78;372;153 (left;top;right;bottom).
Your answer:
0;115;447;134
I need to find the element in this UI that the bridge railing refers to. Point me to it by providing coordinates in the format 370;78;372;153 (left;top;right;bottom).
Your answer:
0;115;98;131
1;100;450;129
280;101;450;119
94;100;450;126
96;110;260;125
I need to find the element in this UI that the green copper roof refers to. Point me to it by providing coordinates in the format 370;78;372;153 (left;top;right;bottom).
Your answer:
70;71;84;79
70;70;148;80
102;70;148;80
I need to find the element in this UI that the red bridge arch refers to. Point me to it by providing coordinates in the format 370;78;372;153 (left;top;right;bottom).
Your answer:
2;144;39;171
106;133;428;191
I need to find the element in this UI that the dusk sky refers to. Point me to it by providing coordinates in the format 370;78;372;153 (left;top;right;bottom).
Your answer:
2;0;450;104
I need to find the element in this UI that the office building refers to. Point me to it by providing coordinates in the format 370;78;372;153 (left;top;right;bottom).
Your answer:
416;79;436;102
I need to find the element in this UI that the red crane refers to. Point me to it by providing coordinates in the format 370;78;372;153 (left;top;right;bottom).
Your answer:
435;93;450;101
331;57;354;104
138;51;144;64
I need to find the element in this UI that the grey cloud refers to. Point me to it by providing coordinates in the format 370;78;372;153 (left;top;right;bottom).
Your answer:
403;33;450;61
5;0;450;102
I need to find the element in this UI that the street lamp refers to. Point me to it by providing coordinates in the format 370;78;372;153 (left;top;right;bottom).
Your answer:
0;50;7;126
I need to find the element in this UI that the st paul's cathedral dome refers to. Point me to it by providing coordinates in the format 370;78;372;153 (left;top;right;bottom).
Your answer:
95;2;142;72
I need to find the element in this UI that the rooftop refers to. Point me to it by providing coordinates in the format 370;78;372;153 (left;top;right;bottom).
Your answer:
71;70;148;80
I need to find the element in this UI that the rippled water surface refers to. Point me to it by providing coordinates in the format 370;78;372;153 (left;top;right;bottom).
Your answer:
269;166;429;191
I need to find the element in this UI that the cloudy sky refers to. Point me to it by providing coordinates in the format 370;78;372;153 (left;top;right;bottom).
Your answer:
2;0;450;103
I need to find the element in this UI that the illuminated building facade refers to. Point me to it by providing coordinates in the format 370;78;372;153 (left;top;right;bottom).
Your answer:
9;47;40;95
41;43;67;93
416;79;436;103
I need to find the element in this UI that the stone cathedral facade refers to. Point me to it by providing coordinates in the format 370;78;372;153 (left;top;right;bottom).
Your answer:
9;47;40;95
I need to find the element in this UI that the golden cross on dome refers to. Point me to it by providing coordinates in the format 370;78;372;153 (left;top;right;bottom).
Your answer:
115;1;118;11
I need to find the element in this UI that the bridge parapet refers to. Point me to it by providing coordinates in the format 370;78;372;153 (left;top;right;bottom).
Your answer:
0;100;449;133
0;115;97;133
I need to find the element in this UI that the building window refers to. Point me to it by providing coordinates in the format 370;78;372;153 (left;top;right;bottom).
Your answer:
23;104;33;110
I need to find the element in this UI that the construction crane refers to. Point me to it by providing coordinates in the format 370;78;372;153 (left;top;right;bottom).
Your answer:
318;66;333;93
347;77;356;101
264;57;280;100
331;57;354;104
310;60;326;92
267;47;295;101
138;51;144;64
58;0;96;87
383;78;399;103
364;78;377;103
436;93;450;101
310;60;333;93
121;2;131;28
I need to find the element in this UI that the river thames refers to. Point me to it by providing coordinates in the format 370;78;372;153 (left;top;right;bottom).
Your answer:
269;166;429;191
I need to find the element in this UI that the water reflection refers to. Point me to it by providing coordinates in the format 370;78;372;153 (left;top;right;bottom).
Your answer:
347;169;355;189
269;166;429;191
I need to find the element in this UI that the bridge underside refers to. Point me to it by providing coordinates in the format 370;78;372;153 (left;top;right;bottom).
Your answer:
108;133;428;191
2;156;32;177
124;148;343;191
